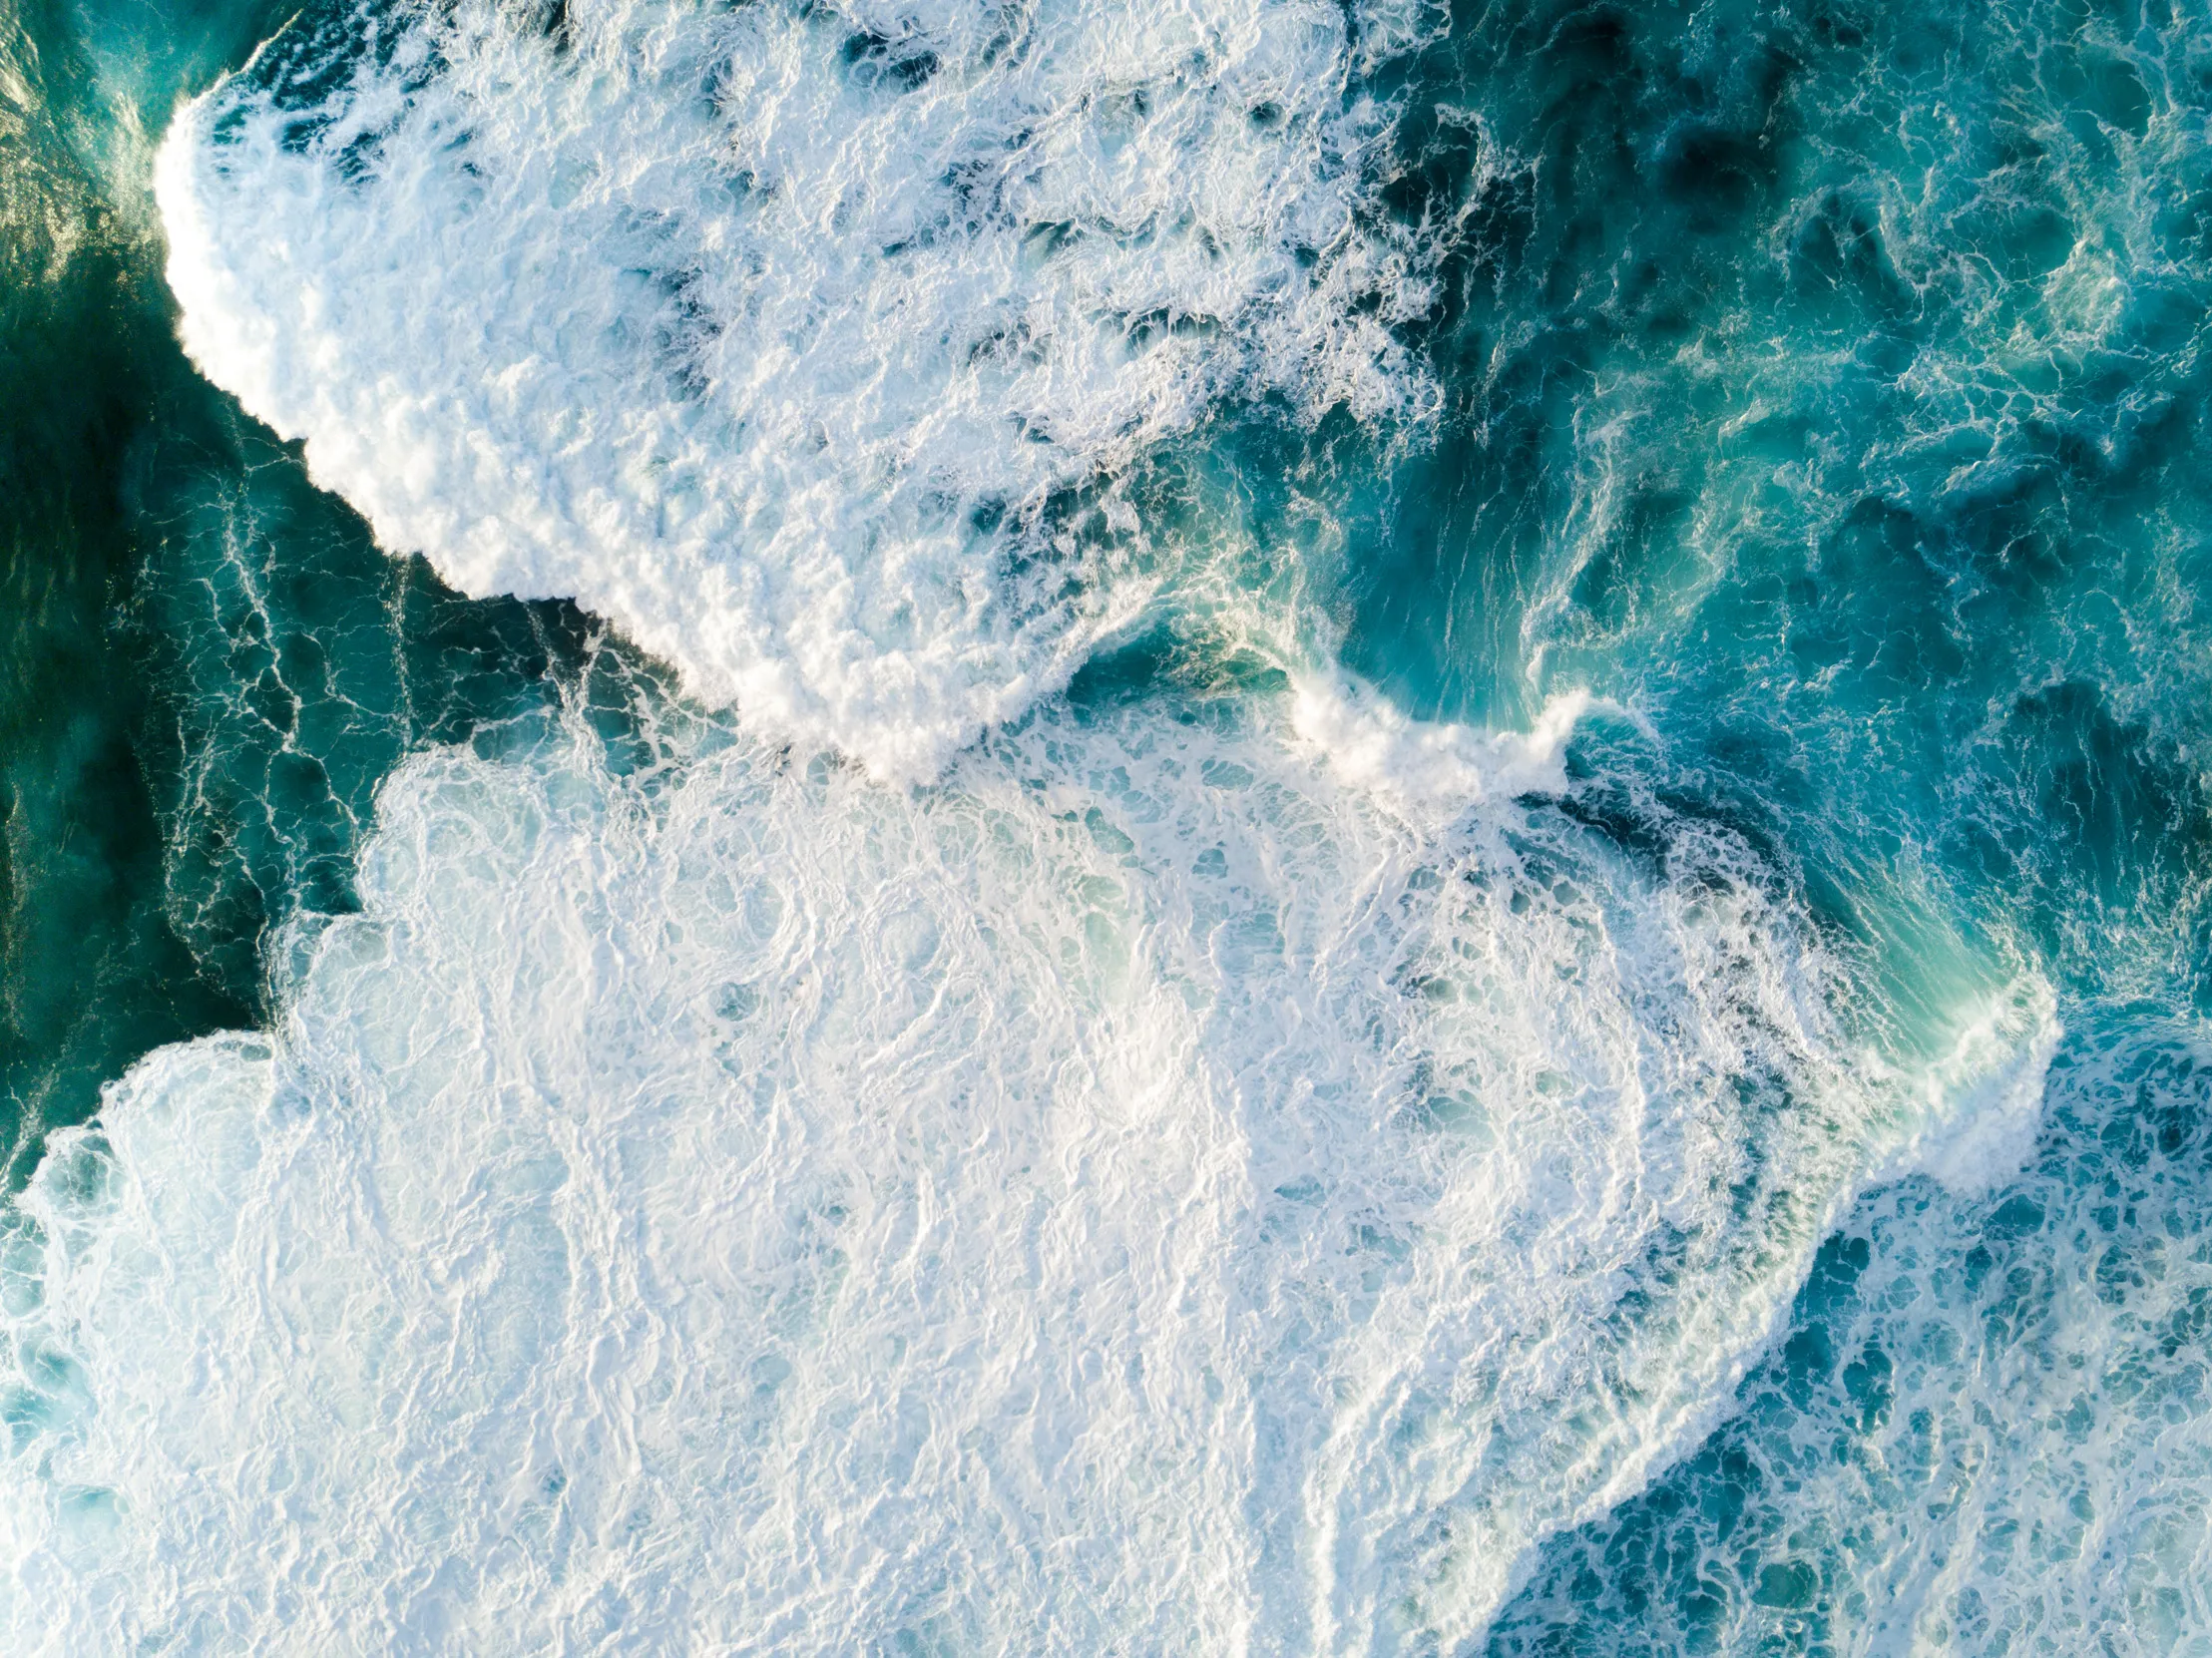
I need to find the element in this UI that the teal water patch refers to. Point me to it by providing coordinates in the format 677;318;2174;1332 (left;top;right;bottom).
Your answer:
126;403;608;1010
0;0;605;1178
1340;0;2212;998
1486;1016;2212;1654
0;0;247;1178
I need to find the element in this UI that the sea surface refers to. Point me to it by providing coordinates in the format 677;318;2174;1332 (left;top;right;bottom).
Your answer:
3;0;2211;1650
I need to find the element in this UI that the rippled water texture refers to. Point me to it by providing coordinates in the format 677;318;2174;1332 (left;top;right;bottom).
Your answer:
4;0;2212;1651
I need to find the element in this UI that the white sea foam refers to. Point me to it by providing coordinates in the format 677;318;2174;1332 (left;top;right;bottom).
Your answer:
0;684;2051;1653
155;0;1442;778
1882;979;2059;1199
1290;672;1591;828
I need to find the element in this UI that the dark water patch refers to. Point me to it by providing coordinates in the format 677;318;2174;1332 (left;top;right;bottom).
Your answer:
128;405;599;1006
840;28;939;94
0;0;251;1183
0;0;617;1182
1346;0;1814;726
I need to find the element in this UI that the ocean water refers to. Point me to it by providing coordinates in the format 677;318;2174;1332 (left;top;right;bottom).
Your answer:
2;0;2210;1651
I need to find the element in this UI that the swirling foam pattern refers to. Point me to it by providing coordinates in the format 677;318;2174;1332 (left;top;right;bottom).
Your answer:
14;0;2194;1650
0;683;2047;1652
158;0;1441;778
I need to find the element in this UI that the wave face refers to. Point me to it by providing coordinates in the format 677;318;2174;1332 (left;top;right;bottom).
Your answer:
157;0;1439;778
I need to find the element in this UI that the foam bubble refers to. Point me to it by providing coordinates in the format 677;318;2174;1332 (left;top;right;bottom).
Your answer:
155;0;1441;778
0;685;2050;1651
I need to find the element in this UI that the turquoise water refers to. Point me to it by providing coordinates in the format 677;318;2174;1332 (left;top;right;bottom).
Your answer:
4;0;2212;1648
0;0;604;1174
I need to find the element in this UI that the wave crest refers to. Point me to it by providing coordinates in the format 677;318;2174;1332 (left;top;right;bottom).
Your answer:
158;0;1441;777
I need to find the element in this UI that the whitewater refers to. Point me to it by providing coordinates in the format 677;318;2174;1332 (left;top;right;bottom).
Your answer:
0;674;2057;1649
17;0;2212;1650
156;0;1445;777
